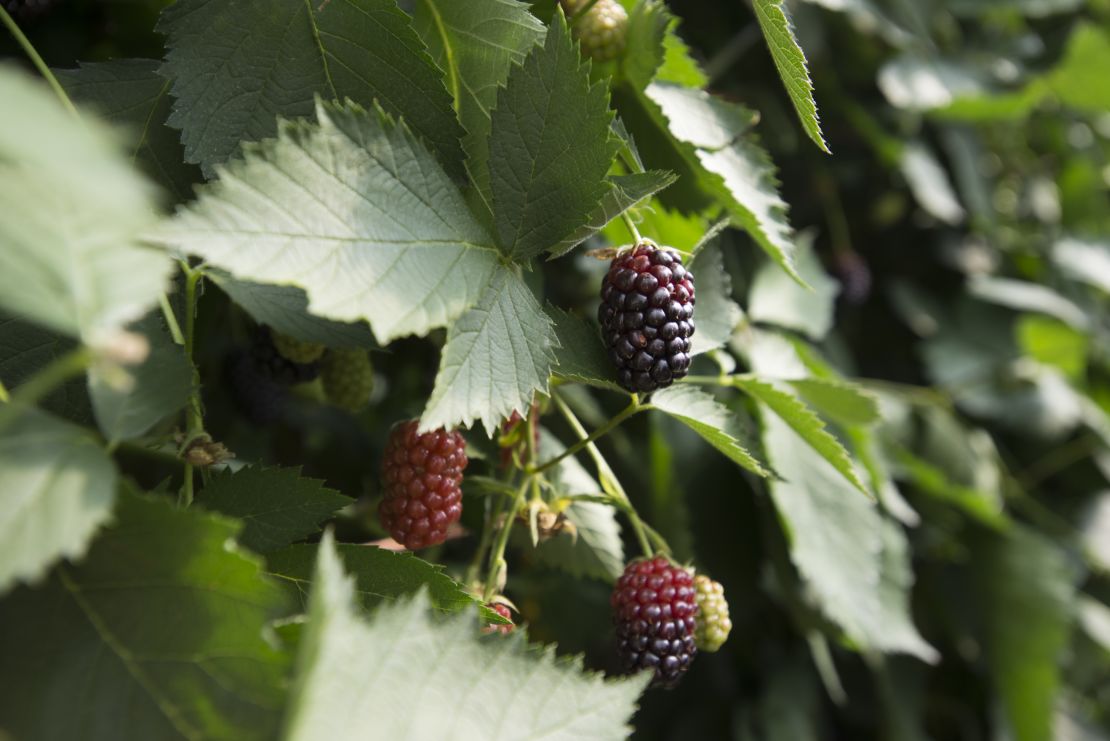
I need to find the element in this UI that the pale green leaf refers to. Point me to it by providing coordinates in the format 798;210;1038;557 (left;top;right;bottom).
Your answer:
283;533;648;740
899;141;965;225
88;316;191;443
210;272;377;349
644;82;803;285
0;410;116;594
56;59;199;201
487;10;620;259
946;0;1083;16
972;527;1076;741
788;378;880;428
0;490;291;740
420;267;558;434
266;542;485;617
0;67;170;342
413;0;545;203
547;305;624;392
761;412;935;660
158;0;464;178
969;276;1089;331
197;466;350;553
533;430;624;581
753;0;830;153
748;237;837;339
657;19;708;87
688;242;742;355
879;55;989;110
550;171;678;257
650;384;769;476
735;376;868;495
1054;238;1110;294
1016;315;1088;381
155;100;501;345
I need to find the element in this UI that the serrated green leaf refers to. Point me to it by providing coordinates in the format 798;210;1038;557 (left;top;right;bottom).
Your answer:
210;272;376;349
56;59;199;201
283;533;648;740
620;0;670;92
972;527;1076;741
644;82;803;285
486;10;620;259
650;384;769;476
420;267;558;434
155;100;500;345
266;542;484;617
735;376;868;495
657;17;707;87
688;242;742;355
760;412;935;660
550;171;678;257
0;490;291;740
753;0;830;153
197;466;350;553
547;304;624;392
0;313;93;423
0;409;116;594
158;0;464;179
88;315;191;443
413;0;545;208
534;430;624;581
747;235;836;339
788;378;880;428
0;67;171;342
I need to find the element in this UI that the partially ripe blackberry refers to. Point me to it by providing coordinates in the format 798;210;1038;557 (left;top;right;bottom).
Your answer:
599;243;695;393
611;555;698;688
224;349;288;424
379;421;467;550
251;328;320;385
321;349;374;412
482;603;515;635
693;575;732;653
563;0;628;62
271;331;326;364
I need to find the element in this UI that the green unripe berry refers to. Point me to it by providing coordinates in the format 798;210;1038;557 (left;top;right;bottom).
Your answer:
321;349;374;412
271;331;326;364
563;0;628;63
694;575;732;653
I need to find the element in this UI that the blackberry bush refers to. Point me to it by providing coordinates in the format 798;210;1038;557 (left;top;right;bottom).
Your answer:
599;242;695;393
378;420;467;550
611;556;698;689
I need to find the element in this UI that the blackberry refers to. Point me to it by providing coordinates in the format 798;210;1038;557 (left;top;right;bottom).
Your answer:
563;0;628;62
378;420;467;550
224;349;288;424
611;555;698;688
599;243;695;393
271;331;326;364
693;575;732;652
251;328;320;385
321;349;374;412
482;603;515;635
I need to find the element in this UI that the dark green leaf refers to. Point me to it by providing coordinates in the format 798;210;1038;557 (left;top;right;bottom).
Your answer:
651;384;769;476
548;304;623;392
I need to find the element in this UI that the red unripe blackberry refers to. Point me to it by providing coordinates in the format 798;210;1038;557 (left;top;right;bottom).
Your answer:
378;421;467;550
599;243;695;393
611;555;698;688
482;603;515;635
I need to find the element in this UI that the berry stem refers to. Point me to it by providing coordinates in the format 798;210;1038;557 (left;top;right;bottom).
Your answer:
0;7;79;119
528;397;641;475
482;474;530;603
551;393;655;557
178;263;205;508
620;211;642;244
158;293;186;346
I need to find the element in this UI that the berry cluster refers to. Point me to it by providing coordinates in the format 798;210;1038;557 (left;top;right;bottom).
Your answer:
225;328;320;423
599;243;696;393
321;349;374;412
693;575;732;653
378;420;467;550
562;0;628;62
611;555;698;688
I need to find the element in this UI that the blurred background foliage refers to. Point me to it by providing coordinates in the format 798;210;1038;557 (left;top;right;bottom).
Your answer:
4;0;1110;738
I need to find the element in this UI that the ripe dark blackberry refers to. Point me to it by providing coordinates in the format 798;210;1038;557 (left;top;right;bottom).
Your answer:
250;328;320;385
224;349;288;424
378;421;467;550
611;555;698;688
599;243;695;393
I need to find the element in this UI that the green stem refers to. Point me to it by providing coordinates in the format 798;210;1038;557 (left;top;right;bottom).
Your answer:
465;492;504;587
0;7;79;118
483;476;530;603
159;293;186;346
568;0;601;26
178;264;205;508
621;212;643;244
552;392;655;557
12;347;92;407
528;398;640;475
